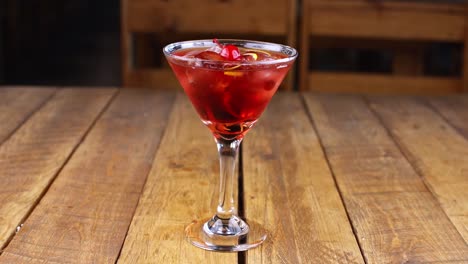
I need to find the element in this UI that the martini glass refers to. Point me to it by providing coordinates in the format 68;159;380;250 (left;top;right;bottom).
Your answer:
164;39;297;252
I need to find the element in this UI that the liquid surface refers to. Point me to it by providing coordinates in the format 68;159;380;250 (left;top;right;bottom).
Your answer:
167;46;293;140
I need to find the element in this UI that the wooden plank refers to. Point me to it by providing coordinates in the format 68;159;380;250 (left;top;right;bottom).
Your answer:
299;0;310;92
308;37;428;51
0;90;175;263
367;96;468;242
284;0;297;91
309;0;465;13
117;94;236;263
0;87;56;144
303;94;468;263
0;88;116;250
307;72;460;94
126;0;290;35
427;95;468;140
243;93;364;263
121;0;131;89
286;0;297;55
306;0;466;42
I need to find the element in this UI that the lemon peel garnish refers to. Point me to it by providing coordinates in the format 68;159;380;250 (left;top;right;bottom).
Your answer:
225;65;241;71
224;71;243;77
243;52;258;61
224;64;242;76
244;49;271;56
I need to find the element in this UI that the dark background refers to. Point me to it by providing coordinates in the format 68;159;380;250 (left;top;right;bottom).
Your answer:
1;0;120;86
0;0;464;87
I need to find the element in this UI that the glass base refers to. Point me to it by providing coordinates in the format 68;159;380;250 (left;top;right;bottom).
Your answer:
185;216;267;252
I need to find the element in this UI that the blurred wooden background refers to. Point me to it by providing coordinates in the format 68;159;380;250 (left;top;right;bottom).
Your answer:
1;0;467;93
300;0;467;94
121;0;296;90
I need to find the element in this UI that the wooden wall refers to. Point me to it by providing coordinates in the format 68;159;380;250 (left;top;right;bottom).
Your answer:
1;0;466;89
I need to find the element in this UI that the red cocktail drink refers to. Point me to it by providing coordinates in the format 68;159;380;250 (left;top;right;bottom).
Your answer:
166;40;294;140
164;39;297;252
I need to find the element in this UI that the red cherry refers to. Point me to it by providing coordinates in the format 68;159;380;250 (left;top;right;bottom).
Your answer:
220;45;241;61
213;39;241;61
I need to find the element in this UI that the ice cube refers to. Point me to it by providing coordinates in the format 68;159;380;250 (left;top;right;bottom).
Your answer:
241;52;258;62
183;49;203;58
208;45;223;54
242;49;275;62
195;51;225;61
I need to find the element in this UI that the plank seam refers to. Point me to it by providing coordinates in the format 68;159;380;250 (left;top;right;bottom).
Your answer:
0;88;58;148
422;97;468;142
300;93;368;264
238;143;246;264
113;93;177;264
362;95;468;243
0;88;120;255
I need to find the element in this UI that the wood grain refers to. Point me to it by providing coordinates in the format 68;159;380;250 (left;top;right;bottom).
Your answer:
306;0;466;41
0;87;56;145
0;88;116;251
126;0;292;35
303;94;468;263
0;90;175;263
300;0;466;93
243;93;365;263
117;94;237;263
367;96;468;242
427;95;468;140
299;0;310;94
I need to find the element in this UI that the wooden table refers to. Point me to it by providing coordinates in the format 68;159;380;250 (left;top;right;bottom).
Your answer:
0;87;467;263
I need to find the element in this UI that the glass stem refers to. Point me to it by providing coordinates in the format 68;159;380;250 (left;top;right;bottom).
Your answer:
215;138;241;220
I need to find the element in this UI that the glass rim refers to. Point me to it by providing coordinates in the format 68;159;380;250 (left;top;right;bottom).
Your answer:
163;39;298;67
